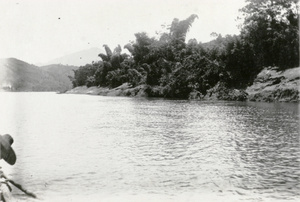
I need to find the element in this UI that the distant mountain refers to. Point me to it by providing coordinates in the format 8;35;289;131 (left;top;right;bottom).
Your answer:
0;58;78;92
44;47;103;66
40;63;77;79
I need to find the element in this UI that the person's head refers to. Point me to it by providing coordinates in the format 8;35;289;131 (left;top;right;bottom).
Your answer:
0;134;16;165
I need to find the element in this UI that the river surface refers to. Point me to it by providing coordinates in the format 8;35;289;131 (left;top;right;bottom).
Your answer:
0;92;299;202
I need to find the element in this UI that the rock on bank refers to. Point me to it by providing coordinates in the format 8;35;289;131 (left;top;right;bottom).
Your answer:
246;67;299;102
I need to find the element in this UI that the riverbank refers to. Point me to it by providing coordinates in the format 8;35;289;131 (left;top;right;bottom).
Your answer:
246;67;299;102
65;67;300;102
65;83;147;97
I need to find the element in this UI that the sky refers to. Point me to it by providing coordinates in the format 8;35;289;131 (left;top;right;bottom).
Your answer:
0;0;246;65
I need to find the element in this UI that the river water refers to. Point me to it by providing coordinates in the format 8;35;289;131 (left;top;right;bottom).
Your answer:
0;92;299;202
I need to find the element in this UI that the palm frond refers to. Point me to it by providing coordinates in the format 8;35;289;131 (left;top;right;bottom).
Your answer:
103;44;113;58
113;44;122;55
124;43;134;54
98;53;109;62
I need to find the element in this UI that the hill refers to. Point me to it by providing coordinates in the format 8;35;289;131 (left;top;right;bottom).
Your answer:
43;47;103;67
40;63;77;79
0;58;77;92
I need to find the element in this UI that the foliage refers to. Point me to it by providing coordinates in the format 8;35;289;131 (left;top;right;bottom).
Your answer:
239;0;299;69
72;64;98;87
71;5;299;98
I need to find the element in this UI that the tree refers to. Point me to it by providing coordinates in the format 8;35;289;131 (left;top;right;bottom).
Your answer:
169;14;198;42
72;64;98;87
131;32;155;64
239;0;299;69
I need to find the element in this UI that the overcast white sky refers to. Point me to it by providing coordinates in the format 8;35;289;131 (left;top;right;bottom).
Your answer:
0;0;246;65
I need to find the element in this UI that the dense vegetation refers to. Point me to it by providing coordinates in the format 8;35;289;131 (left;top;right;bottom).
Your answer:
71;0;299;99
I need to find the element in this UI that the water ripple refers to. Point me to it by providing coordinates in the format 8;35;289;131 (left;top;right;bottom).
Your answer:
0;93;299;201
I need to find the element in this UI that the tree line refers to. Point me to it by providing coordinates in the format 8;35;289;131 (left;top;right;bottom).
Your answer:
70;0;299;99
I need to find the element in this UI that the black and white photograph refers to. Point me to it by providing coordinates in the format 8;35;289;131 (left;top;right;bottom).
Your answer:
0;0;299;201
